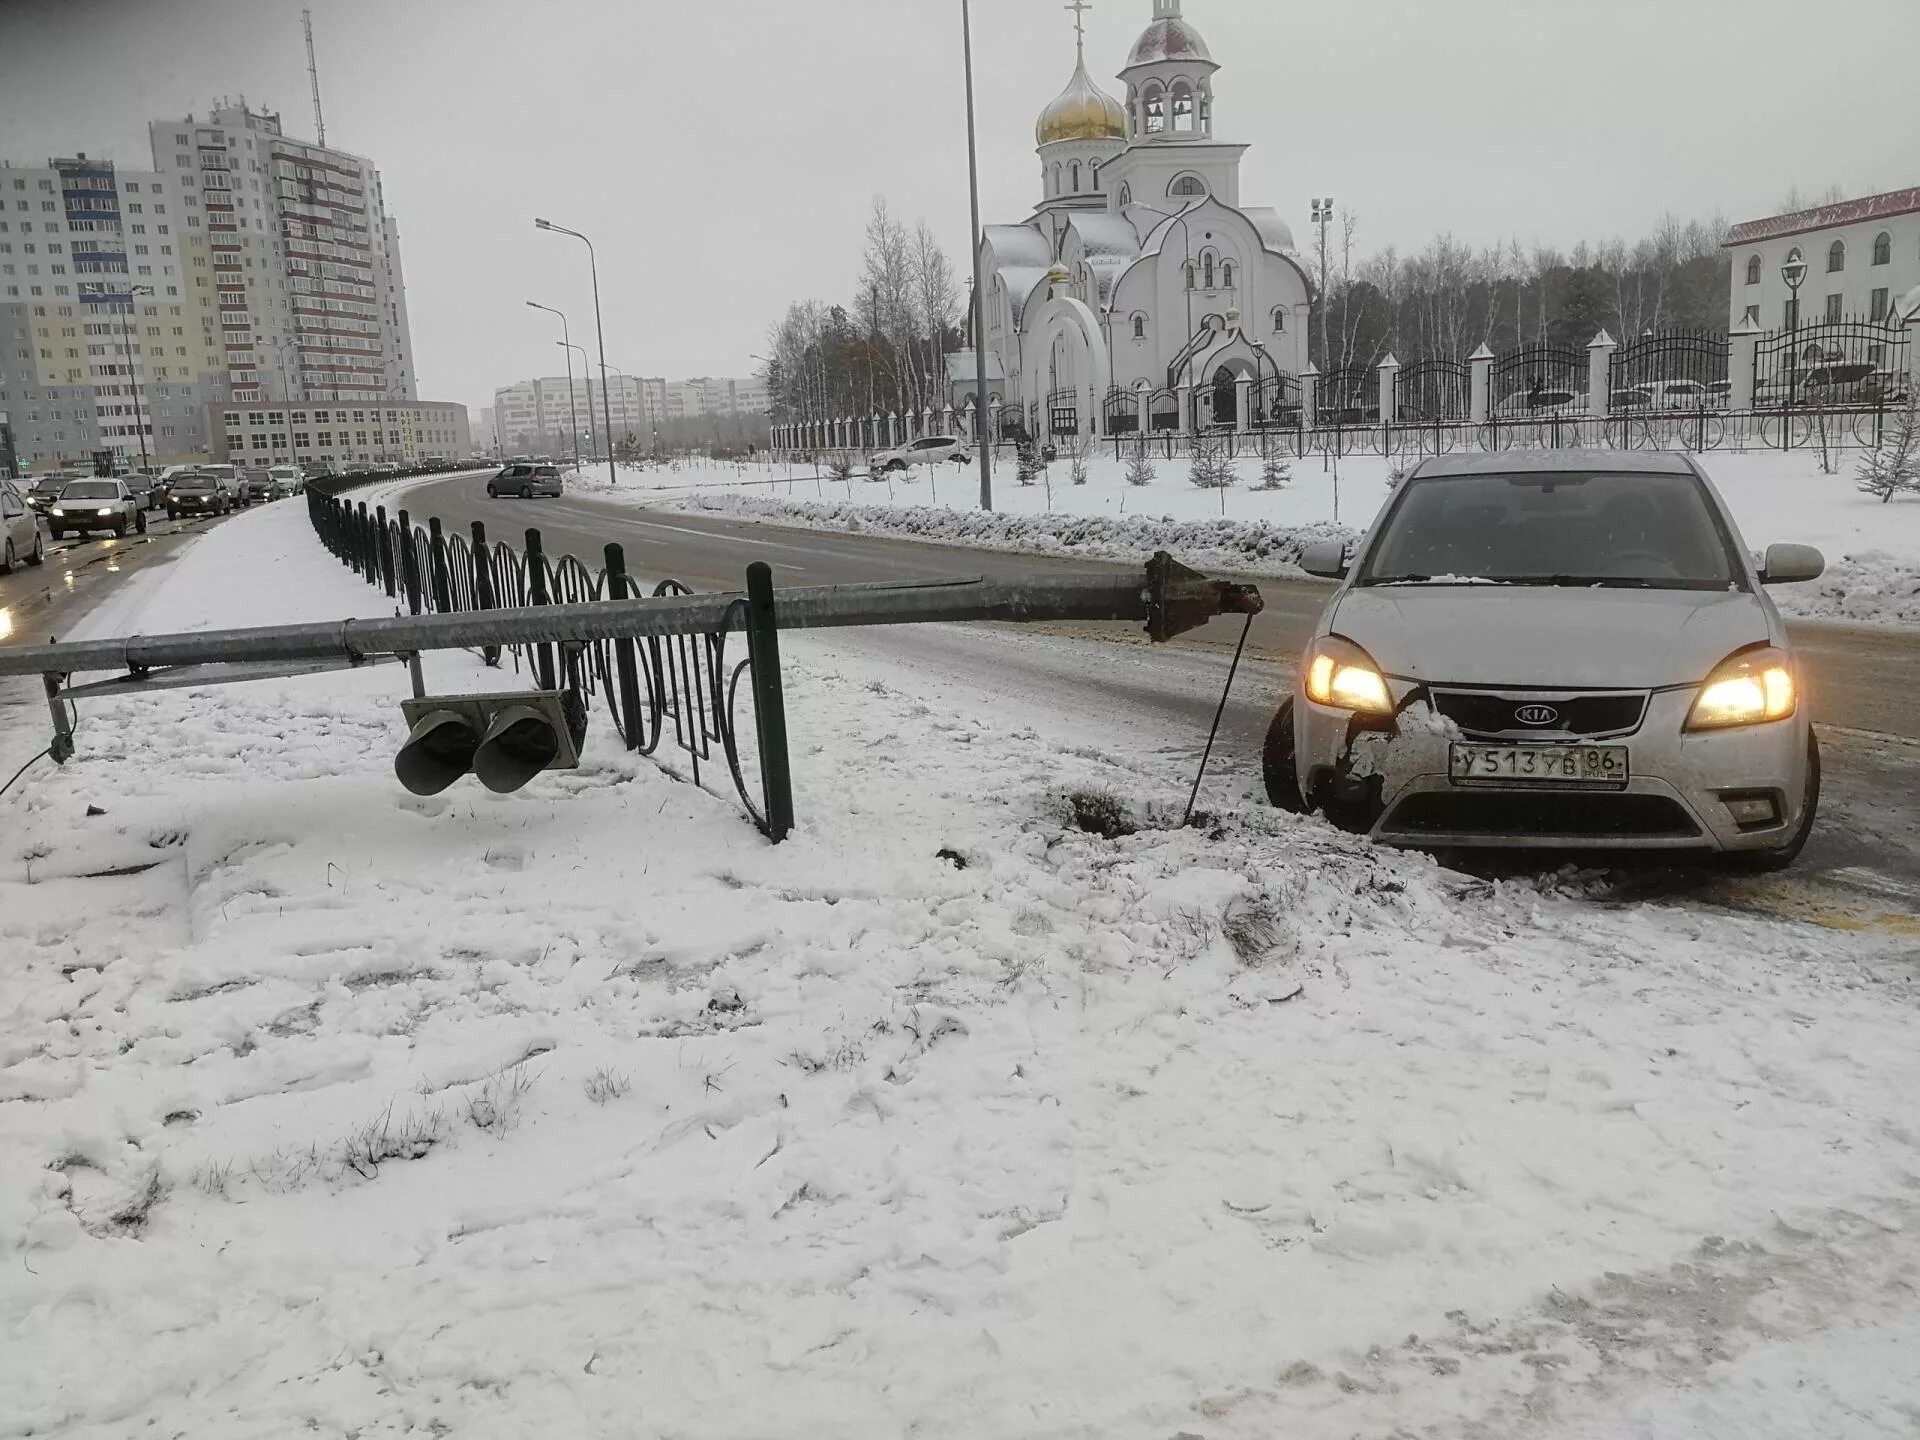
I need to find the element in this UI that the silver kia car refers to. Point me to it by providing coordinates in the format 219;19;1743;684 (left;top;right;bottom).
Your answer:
1267;451;1826;869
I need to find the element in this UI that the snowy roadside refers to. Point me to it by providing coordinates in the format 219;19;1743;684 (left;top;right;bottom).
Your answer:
3;499;1919;1437
570;451;1920;628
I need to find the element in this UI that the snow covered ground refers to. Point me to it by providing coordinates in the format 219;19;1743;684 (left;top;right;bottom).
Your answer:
4;499;1920;1437
572;449;1920;627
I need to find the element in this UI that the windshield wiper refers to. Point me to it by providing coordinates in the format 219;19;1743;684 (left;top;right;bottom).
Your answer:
1494;574;1658;588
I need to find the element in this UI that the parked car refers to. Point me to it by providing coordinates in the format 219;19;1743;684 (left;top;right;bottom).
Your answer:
870;435;975;471
1267;450;1824;870
24;475;73;516
47;478;147;539
162;472;235;520
0;478;47;572
487;462;565;499
1753;361;1895;408
1493;388;1585;418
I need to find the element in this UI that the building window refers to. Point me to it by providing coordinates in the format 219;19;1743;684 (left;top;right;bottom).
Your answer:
1171;83;1194;132
1742;303;1760;326
1826;240;1845;273
1871;287;1889;321
1132;313;1146;339
1168;174;1206;198
1824;293;1843;323
1117;183;1132;208
1203;253;1215;289
1745;254;1761;285
1143;85;1165;134
1221;261;1235;288
1070;161;1081;192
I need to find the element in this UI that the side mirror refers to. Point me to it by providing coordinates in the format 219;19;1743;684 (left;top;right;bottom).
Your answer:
1760;542;1824;585
1300;539;1350;580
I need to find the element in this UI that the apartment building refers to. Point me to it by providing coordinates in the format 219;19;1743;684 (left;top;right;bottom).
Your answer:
209;399;469;468
0;153;221;466
147;102;416;408
494;374;664;454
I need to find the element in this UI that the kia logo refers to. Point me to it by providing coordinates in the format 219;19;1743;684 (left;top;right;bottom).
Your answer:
1514;704;1560;726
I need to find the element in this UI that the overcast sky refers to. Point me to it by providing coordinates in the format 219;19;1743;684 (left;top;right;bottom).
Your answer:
2;0;1916;417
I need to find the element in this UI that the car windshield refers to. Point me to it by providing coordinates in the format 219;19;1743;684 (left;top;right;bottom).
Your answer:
61;481;119;500
171;480;215;492
1359;470;1740;590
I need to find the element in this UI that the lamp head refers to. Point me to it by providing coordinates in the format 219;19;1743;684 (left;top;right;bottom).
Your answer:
534;218;552;231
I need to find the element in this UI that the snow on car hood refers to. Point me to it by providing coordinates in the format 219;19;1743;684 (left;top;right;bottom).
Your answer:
1332;585;1771;688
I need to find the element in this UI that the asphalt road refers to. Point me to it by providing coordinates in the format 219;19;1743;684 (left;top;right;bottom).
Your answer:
393;473;1920;920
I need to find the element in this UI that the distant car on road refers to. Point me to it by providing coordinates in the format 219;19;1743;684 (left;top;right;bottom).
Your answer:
237;467;285;504
270;464;305;495
163;472;235;520
47;478;147;539
1268;450;1825;870
870;435;975;471
24;475;72;516
487;463;564;499
1;478;47;572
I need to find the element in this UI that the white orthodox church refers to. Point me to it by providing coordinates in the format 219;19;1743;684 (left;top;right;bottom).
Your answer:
951;0;1312;441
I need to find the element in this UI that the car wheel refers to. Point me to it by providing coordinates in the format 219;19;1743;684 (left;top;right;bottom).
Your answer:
0;538;13;574
888;459;907;472
114;519;128;538
1718;731;1821;874
520;484;533;499
26;530;43;567
487;486;497;498
1262;700;1306;812
134;509;148;536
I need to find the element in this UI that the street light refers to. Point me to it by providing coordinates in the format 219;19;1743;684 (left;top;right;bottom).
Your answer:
558;340;593;460
109;284;155;474
961;0;994;510
1311;197;1335;373
534;218;618;490
1781;248;1809;405
526;301;581;467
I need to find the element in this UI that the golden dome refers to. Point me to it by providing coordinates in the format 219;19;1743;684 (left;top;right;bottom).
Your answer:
1036;57;1127;146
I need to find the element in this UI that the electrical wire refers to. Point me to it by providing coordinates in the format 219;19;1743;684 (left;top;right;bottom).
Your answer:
1182;612;1255;829
0;699;79;801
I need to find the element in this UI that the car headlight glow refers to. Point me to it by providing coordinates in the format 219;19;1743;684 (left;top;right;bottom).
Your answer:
1687;646;1797;730
97;507;114;516
1304;637;1394;714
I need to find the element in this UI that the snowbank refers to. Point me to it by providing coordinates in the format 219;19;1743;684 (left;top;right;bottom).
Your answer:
4;499;1919;1436
577;449;1920;626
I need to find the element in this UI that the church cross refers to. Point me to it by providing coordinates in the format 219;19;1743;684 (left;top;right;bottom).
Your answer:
1065;0;1092;58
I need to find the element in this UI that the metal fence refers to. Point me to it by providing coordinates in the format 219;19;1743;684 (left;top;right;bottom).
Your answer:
306;478;787;836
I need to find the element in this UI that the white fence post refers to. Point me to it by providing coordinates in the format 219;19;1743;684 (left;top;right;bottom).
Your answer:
1136;387;1151;438
1300;364;1319;431
1468;345;1494;424
1587;329;1617;417
1235;376;1253;435
1377;352;1400;428
1730;318;1762;412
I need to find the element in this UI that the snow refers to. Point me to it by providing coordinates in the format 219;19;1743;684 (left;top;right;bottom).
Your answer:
576;448;1920;627
4;498;1920;1435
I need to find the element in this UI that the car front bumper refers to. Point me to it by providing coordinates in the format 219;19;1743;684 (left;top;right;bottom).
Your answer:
1294;686;1811;852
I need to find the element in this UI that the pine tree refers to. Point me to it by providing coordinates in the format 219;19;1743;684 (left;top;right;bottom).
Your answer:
1856;387;1920;503
1187;431;1239;489
1257;445;1291;490
1015;433;1044;487
1124;439;1156;487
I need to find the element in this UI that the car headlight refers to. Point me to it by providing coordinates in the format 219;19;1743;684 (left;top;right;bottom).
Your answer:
1686;646;1796;730
1304;636;1394;714
97;507;114;516
50;507;65;516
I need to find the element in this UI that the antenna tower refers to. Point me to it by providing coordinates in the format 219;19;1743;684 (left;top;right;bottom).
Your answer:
303;10;327;144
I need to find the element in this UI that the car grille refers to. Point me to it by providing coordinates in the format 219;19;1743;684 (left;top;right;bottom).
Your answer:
1383;792;1700;839
1429;690;1647;738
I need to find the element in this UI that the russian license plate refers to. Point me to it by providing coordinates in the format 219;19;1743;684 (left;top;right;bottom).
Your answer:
1449;744;1628;785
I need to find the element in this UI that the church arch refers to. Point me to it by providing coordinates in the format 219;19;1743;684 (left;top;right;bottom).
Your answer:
1118;182;1132;207
1168;173;1208;199
1143;83;1166;135
1171;82;1195;133
1271;306;1287;334
1130;311;1149;340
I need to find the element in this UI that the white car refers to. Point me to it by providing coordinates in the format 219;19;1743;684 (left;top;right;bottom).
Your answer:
871;435;974;471
47;478;147;540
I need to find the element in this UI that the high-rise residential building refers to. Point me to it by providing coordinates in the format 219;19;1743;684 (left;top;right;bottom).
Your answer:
147;102;416;408
0;152;219;466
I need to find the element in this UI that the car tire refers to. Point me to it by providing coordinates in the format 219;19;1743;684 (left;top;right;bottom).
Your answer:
0;538;13;574
26;530;43;567
520;485;533;499
487;486;497;498
114;519;127;538
1718;731;1821;874
1262;700;1306;812
134;509;148;536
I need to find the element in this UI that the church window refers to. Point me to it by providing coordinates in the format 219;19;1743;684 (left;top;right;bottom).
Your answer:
1184;263;1196;291
1171;83;1194;133
1222;261;1235;288
1118;183;1132;207
1143;85;1166;135
1132;313;1146;339
1091;161;1101;191
1169;174;1206;198
1051;163;1062;197
1199;90;1212;133
1271;306;1287;334
1203;253;1215;290
1070;161;1081;193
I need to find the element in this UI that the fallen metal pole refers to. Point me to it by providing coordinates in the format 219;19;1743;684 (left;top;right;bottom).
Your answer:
0;555;1262;680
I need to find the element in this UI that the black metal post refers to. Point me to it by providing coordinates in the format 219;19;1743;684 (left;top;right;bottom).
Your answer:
356;502;372;580
376;506;397;598
525;527;556;690
743;562;794;843
428;516;453;615
605;542;644;749
398;509;423;616
472;521;500;666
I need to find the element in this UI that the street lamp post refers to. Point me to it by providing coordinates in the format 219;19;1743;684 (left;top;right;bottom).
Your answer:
1781;249;1808;408
113;284;154;473
526;301;581;467
1311;197;1334;373
535;218;618;490
558;340;593;459
962;0;994;510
